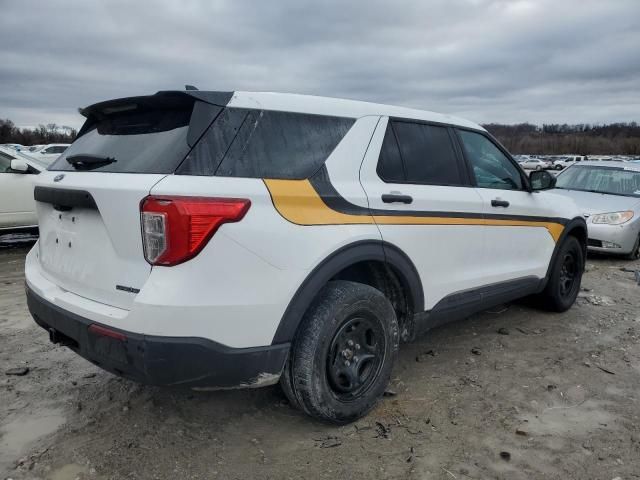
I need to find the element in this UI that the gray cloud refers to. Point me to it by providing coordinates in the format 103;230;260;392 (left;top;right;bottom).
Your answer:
1;0;639;129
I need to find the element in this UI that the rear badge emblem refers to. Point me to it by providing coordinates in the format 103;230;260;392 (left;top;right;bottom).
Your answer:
53;174;65;182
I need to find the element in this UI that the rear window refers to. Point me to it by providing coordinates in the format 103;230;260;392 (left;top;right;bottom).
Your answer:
178;109;354;179
50;106;193;173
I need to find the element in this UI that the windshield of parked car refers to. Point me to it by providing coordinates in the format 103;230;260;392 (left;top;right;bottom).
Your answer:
556;165;640;197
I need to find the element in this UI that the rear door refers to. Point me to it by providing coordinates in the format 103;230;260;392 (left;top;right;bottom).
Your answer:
359;117;486;311
35;93;213;310
455;129;558;283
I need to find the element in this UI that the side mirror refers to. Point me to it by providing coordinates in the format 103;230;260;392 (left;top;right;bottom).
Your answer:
530;170;556;191
10;159;29;173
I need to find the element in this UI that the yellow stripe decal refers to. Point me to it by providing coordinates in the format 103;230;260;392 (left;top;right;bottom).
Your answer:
264;179;565;242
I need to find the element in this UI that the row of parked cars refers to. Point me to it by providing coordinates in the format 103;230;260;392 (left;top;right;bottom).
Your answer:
6;89;640;423
515;154;640;171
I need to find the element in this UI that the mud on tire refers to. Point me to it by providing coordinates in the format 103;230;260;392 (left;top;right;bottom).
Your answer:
280;280;399;424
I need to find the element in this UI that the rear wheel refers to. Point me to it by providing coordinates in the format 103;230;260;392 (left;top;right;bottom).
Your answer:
280;280;399;424
538;236;584;312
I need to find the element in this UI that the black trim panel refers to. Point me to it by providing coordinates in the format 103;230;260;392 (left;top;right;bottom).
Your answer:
34;186;98;210
271;240;424;344
414;276;542;336
26;285;289;389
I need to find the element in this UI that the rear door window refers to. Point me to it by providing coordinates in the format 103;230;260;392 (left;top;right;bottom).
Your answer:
376;120;464;185
179;109;354;179
376;123;404;182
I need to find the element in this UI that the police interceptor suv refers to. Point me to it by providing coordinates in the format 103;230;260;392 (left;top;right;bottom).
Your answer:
25;90;587;423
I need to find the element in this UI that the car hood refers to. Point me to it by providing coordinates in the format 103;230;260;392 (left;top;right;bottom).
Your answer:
552;188;640;216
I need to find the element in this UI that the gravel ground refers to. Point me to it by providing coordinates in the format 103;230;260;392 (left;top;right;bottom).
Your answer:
1;242;639;480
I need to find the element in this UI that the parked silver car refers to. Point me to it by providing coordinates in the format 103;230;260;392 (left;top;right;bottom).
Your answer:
520;158;552;170
554;162;640;259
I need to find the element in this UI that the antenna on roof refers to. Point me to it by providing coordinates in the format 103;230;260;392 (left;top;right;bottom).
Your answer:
185;85;199;91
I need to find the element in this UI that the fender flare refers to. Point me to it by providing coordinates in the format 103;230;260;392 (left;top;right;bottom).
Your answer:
271;240;424;344
542;216;588;287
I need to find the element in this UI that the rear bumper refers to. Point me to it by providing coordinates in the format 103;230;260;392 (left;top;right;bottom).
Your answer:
26;285;289;389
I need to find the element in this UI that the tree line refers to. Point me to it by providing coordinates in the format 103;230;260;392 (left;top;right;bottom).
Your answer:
483;122;640;155
0;118;77;146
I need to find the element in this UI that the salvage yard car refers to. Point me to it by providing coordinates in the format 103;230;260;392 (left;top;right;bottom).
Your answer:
554;161;640;259
520;157;552;170
25;90;588;423
0;147;46;231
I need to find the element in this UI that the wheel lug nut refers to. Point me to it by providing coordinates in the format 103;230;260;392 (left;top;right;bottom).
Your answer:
345;360;350;367
353;356;359;363
347;340;354;347
355;344;361;350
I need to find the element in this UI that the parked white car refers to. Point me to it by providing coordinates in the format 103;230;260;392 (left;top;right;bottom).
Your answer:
552;155;587;170
0;148;46;230
25;90;588;423
28;144;70;164
520;158;552;170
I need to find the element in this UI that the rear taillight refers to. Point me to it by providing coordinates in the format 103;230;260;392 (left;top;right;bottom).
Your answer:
140;196;251;266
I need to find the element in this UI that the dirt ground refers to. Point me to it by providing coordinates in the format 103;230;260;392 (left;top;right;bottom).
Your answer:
1;241;639;480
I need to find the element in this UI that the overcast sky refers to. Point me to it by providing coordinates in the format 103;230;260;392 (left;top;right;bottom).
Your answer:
1;0;639;129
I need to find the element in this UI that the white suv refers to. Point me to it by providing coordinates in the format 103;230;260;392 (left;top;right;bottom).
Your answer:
25;90;587;423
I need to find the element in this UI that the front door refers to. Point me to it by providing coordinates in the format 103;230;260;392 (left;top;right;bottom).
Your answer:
454;129;559;284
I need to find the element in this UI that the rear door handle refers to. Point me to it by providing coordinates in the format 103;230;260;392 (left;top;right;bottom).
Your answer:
382;193;413;204
491;199;510;208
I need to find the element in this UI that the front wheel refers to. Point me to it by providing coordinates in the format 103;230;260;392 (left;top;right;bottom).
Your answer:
280;280;399;424
625;234;640;260
538;236;584;312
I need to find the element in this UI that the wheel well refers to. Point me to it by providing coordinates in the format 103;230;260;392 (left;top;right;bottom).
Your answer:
331;260;414;341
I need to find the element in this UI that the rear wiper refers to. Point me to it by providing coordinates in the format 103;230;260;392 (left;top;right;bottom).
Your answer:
66;154;116;171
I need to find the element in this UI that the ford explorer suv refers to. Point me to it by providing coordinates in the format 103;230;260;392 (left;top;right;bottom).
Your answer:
25;90;587;424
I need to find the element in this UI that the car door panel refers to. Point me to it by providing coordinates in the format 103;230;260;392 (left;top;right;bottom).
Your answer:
455;129;557;283
359;117;486;311
0;160;38;228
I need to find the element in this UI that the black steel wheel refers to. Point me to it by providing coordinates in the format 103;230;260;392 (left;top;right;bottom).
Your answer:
558;252;578;298
537;235;584;312
280;280;399;424
327;315;385;401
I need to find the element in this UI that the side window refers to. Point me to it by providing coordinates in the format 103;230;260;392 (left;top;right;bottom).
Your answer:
457;130;523;190
179;109;354;179
391;121;463;185
215;110;354;179
376;121;464;185
177;108;249;176
376;123;404;182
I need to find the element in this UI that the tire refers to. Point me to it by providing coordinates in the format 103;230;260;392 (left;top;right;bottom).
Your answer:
538;236;584;312
625;234;640;260
280;280;399;424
